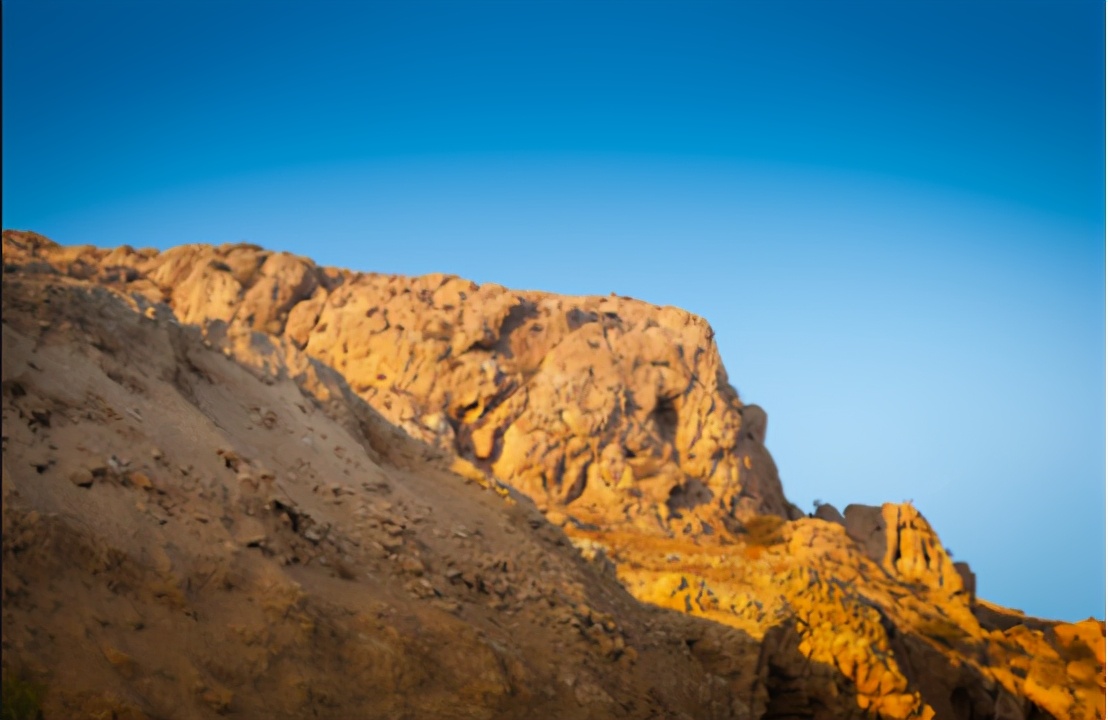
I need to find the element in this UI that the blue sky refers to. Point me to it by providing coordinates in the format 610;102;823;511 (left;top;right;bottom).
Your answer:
3;0;1104;622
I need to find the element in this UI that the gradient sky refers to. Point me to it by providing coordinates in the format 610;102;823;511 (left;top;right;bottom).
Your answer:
3;0;1104;622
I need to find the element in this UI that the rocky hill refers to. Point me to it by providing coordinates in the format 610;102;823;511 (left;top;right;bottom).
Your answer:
2;230;1103;719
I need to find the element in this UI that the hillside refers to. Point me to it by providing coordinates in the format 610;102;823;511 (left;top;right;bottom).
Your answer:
2;230;1103;719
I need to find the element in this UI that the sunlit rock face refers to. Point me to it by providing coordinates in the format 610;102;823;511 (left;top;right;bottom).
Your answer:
2;231;798;535
0;248;774;720
4;230;1104;720
844;503;967;595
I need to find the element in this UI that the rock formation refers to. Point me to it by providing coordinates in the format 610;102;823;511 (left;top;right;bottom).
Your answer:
3;233;800;532
2;230;1103;719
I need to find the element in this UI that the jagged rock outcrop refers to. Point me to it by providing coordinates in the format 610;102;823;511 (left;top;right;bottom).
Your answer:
1;259;770;719
955;562;978;604
2;230;1103;720
844;503;968;596
813;502;846;525
600;506;1103;720
1;231;799;536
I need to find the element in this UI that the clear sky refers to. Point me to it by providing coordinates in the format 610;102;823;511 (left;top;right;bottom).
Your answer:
3;0;1104;622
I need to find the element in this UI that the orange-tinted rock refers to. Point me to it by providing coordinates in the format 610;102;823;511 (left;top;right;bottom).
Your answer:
3;232;797;535
844;502;965;596
3;230;1103;720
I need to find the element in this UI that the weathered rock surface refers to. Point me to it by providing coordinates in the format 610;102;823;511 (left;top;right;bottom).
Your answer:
813;502;846;525
2;230;1104;720
2;231;798;536
844;503;967;595
1;260;766;719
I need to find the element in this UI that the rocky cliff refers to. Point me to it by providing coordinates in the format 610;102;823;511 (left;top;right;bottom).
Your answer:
2;230;1103;719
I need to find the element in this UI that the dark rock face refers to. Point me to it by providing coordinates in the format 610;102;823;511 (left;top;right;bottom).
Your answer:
813;503;845;525
955;561;977;604
733;404;804;521
844;503;889;566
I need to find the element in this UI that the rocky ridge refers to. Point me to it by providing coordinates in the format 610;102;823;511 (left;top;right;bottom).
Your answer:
1;246;767;719
1;230;1103;719
13;234;797;532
